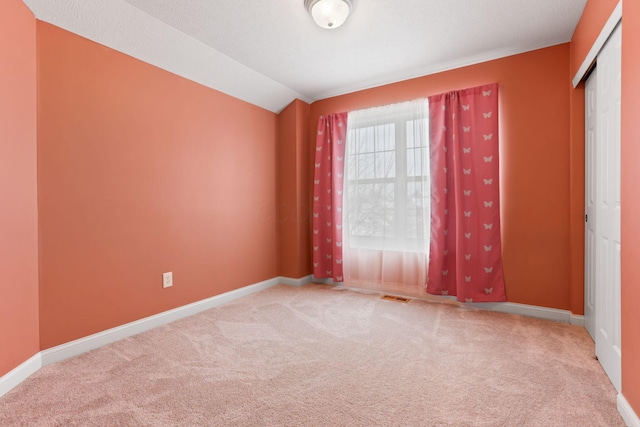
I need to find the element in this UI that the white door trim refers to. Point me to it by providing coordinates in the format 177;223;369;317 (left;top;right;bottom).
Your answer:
572;1;622;88
584;69;597;340
594;22;622;393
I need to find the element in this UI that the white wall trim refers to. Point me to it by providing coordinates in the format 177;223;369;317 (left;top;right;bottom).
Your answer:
619;393;640;427
0;276;592;400
311;276;343;286
572;1;622;88
278;275;314;287
2;276;311;397
321;279;584;325
570;314;585;327
0;353;42;398
41;276;289;366
462;301;574;323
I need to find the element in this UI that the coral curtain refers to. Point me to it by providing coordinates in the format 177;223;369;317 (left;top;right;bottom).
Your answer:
427;83;506;302
312;113;348;282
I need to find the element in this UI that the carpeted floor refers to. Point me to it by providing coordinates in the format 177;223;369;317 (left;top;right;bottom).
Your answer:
0;284;625;426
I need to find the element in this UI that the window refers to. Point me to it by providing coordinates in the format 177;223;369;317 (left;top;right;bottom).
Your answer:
345;101;430;252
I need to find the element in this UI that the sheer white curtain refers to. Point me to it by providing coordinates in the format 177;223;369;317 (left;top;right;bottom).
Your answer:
343;100;430;297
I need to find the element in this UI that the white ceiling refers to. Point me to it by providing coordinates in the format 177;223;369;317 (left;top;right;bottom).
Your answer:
22;0;587;113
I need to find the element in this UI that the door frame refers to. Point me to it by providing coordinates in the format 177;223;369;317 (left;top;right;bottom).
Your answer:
584;68;597;341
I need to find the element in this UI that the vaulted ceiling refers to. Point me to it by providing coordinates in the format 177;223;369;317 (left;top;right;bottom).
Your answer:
22;0;587;112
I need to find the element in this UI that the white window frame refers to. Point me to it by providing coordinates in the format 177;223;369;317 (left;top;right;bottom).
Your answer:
345;108;429;252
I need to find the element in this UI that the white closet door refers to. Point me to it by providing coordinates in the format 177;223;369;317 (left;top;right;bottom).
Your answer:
584;69;597;341
594;23;622;393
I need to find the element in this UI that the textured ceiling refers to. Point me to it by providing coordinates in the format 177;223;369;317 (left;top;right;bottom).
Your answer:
23;0;587;113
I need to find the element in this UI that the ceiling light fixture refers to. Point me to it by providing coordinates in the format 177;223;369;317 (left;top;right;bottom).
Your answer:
304;0;355;29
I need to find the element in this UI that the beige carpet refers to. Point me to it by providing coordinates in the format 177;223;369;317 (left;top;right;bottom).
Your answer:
0;284;624;426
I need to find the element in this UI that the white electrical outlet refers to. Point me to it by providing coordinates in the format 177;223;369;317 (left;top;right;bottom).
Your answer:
162;272;173;288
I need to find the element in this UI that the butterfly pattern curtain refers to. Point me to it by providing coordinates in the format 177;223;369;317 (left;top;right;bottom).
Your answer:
426;83;506;302
312;113;348;282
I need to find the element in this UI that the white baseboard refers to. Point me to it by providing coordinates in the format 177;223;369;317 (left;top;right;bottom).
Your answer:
0;353;42;398
0;275;593;401
41;277;286;366
465;301;574;323
322;278;584;325
311;275;343;286
570;314;585;326
278;275;313;287
619;393;640;427
2;275;309;397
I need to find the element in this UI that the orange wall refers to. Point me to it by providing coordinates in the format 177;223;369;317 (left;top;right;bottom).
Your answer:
0;0;39;377
621;0;640;415
310;44;573;310
570;0;619;78
0;0;40;377
277;99;311;278
37;22;278;349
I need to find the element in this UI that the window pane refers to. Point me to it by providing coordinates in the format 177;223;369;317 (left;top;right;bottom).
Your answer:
407;119;428;148
374;124;395;152
348;154;357;180
357;153;375;179
407;119;428;178
347;182;395;239
406;181;425;240
407;125;416;148
356;127;375;153
375;151;396;178
407;147;427;177
407;149;415;176
372;183;394;237
347;129;355;146
385;152;395;178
